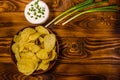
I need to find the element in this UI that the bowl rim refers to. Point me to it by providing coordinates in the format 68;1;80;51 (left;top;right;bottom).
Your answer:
10;26;59;75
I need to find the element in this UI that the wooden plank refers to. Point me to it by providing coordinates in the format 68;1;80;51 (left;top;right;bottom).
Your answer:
0;0;80;12
0;63;47;80
1;37;120;62
0;12;120;37
0;12;60;37
0;0;119;12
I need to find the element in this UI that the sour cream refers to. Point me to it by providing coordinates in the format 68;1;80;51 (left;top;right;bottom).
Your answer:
24;0;49;24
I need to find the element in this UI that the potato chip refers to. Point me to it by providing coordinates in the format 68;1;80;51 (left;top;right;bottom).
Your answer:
44;34;56;52
17;59;38;75
20;52;39;62
13;31;22;43
36;49;49;60
38;37;44;48
18;41;26;52
13;35;20;43
20;49;29;53
28;32;40;42
15;53;21;61
20;28;36;42
40;43;44;49
12;44;20;61
48;49;57;61
24;43;40;53
37;60;49;71
12;43;19;54
35;26;49;36
39;37;44;44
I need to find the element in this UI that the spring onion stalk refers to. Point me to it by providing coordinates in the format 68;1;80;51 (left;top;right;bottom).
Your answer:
62;5;118;25
54;1;108;25
45;0;93;27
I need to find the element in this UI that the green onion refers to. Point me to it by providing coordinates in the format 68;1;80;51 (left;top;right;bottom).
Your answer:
45;0;94;27
54;1;108;25
62;5;118;25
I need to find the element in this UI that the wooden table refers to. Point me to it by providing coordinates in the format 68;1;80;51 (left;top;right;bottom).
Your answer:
0;0;120;80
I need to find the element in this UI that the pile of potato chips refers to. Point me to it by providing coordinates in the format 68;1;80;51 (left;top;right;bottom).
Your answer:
11;26;57;75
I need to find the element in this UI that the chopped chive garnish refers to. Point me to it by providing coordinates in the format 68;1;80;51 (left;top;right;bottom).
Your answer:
33;9;36;11
29;8;31;11
31;16;33;18
34;2;37;5
37;15;39;17
42;9;45;12
35;0;39;5
38;15;41;18
41;12;44;15
38;10;41;13
27;12;30;15
35;17;38;19
36;5;39;8
31;7;34;9
34;12;37;15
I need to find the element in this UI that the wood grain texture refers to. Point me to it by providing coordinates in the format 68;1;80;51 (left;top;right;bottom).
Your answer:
0;0;120;80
